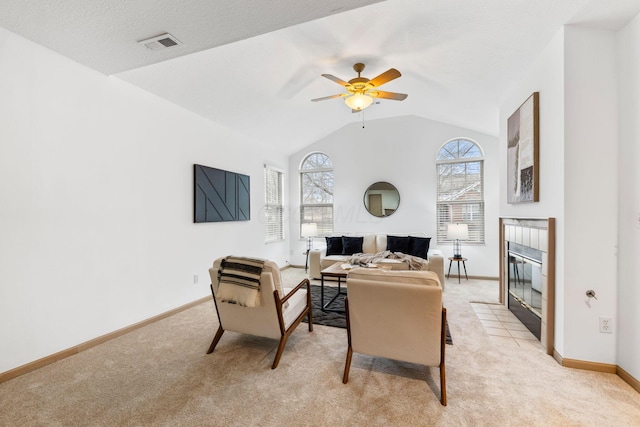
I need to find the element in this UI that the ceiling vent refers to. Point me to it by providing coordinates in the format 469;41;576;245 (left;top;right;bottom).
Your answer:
138;33;183;52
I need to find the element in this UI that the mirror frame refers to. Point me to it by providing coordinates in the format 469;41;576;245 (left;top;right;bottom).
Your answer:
363;181;400;217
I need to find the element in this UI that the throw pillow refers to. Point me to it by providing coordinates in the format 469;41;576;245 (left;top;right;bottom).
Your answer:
408;236;431;259
386;235;410;254
325;236;343;256
342;236;364;255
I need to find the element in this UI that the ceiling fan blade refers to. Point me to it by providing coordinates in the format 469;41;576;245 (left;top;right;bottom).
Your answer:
321;74;349;86
311;94;346;102
369;90;408;101
369;68;401;87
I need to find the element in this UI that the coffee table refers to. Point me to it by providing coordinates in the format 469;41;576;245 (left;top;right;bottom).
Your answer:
319;263;350;313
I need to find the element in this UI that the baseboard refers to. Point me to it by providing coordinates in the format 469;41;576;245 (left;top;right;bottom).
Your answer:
561;358;617;374
466;275;499;281
618;366;640;394
553;350;639;393
0;296;210;384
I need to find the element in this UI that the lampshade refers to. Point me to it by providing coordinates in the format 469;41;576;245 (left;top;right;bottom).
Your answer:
447;223;469;240
301;223;318;237
344;93;373;111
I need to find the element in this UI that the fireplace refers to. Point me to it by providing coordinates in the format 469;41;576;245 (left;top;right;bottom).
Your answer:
500;217;555;354
507;242;543;339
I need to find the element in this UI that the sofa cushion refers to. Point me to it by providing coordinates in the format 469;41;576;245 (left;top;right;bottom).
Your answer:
362;234;377;254
348;268;441;286
408;236;431;260
342;236;364;255
325;236;343;256
386;235;410;253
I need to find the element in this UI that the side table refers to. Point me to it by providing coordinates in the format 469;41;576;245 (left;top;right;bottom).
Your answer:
447;257;468;283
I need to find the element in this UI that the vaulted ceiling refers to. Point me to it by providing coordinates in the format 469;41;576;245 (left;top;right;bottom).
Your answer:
2;0;639;154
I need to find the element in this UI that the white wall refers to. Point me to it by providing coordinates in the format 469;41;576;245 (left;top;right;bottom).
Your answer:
500;29;567;354
500;26;620;364
0;27;289;373
563;26;618;364
616;13;640;381
288;115;500;278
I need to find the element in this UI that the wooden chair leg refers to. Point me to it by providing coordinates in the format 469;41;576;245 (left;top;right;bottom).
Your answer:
342;346;353;384
440;307;447;405
207;326;225;354
306;283;314;332
271;333;290;369
440;362;447;406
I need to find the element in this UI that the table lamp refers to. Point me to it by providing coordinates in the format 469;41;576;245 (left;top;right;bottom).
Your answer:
447;223;469;259
301;223;318;272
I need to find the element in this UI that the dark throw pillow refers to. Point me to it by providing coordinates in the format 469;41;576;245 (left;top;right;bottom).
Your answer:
386;235;410;254
408;236;431;259
342;236;364;255
325;236;343;256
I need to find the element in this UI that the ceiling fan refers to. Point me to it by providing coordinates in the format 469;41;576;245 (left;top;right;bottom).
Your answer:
311;63;408;111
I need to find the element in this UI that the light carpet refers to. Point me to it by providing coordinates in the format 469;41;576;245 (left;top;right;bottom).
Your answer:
1;269;639;426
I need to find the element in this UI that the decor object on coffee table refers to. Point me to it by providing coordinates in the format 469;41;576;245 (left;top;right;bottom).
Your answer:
342;268;447;405
206;256;313;369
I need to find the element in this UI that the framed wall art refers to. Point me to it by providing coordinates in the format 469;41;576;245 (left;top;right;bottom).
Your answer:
507;92;539;203
194;164;250;223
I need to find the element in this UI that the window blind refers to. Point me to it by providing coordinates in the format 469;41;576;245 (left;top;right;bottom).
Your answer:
264;166;283;242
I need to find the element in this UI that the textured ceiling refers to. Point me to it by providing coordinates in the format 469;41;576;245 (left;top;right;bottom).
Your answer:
1;0;639;155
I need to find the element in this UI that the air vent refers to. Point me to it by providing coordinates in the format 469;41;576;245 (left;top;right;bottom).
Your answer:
138;33;182;52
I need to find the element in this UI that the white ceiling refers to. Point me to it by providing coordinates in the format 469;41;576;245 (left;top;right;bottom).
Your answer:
2;0;639;155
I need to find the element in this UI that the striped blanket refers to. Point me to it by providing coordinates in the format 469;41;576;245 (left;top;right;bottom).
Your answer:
216;256;265;307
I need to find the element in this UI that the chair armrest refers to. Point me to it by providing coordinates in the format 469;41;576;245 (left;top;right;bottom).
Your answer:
309;249;323;279
279;278;311;305
427;254;445;290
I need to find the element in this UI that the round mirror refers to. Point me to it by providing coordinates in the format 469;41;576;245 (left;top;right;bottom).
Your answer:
363;181;400;217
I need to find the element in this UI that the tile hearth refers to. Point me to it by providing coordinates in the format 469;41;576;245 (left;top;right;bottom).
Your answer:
471;302;540;349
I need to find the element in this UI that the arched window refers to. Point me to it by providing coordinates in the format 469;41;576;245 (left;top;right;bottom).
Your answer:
300;152;333;236
436;139;485;244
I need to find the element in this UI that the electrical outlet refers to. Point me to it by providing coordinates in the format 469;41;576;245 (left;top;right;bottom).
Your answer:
193;274;199;285
599;317;613;334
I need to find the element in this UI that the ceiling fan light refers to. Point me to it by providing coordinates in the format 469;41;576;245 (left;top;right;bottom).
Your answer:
345;93;373;111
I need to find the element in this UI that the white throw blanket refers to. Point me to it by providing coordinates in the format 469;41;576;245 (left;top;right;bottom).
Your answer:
348;251;428;271
216;256;265;307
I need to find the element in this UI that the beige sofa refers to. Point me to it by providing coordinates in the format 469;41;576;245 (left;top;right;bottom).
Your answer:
308;233;445;287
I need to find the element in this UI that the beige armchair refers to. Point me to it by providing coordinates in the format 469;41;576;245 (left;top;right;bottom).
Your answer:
207;257;313;369
342;268;447;405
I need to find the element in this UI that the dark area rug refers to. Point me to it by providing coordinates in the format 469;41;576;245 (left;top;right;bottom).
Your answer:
303;284;452;345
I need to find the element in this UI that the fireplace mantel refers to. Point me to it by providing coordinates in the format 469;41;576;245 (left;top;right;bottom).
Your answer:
499;217;556;355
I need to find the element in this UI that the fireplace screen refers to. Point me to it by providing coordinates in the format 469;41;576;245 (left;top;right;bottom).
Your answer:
508;242;542;339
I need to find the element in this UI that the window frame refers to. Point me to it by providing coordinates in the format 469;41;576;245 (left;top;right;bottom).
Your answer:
264;165;284;243
436;139;485;245
299;152;334;237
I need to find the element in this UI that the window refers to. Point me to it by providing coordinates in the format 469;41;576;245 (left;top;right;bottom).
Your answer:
264;165;284;242
300;152;333;236
436;139;485;244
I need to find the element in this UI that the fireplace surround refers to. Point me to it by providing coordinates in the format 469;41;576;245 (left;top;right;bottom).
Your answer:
499;218;555;354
